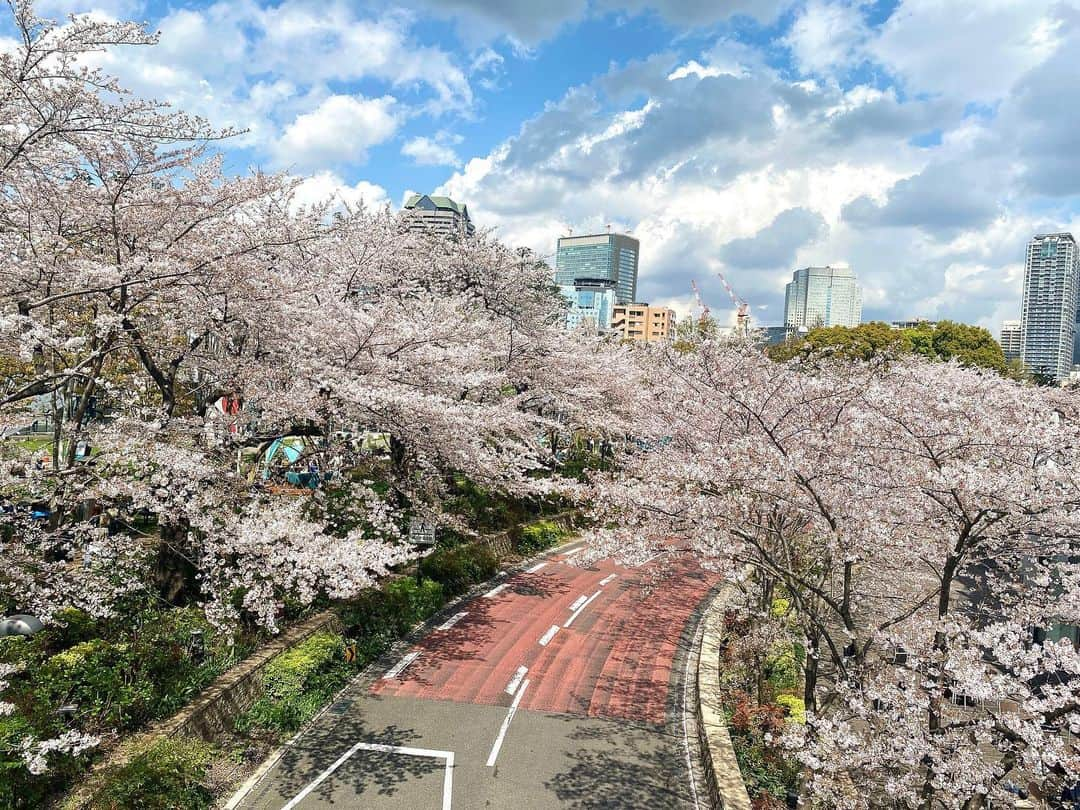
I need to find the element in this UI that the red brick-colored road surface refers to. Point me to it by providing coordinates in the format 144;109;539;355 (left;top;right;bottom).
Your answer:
373;549;717;725
239;543;723;810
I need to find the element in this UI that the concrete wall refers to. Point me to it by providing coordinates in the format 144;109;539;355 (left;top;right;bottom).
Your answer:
696;583;753;810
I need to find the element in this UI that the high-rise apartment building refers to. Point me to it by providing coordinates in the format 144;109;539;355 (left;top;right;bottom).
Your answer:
558;280;617;331
1000;320;1021;363
402;194;475;237
1020;233;1079;380
611;303;675;343
784;266;862;329
555;232;639;304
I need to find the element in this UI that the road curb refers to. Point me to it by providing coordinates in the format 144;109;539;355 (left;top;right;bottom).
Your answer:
696;580;753;810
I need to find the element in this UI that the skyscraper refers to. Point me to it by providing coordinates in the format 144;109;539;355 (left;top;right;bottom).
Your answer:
402;194;475;237
1000;320;1021;363
783;266;862;329
555;232;639;305
1020;233;1079;381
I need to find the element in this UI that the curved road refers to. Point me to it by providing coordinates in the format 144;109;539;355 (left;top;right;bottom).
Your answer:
237;544;721;810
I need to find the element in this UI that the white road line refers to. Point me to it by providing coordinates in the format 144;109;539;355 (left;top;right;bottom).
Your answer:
564;590;601;628
599;573;618;586
640;551;665;566
382;651;420;679
437;611;468;631
505;665;528;694
538;625;560;646
282;742;455;810
525;561;548;573
561;547;583;559
486;679;530;767
484;583;509;599
568;595;587;612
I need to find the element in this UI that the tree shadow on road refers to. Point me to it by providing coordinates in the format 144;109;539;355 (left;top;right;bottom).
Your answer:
543;716;692;809
244;711;442;808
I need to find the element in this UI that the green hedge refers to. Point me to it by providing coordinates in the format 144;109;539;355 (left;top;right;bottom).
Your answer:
417;543;498;597
517;519;569;555
238;630;352;734
81;737;216;810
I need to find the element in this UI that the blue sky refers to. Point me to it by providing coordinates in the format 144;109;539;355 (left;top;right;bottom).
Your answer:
25;0;1080;330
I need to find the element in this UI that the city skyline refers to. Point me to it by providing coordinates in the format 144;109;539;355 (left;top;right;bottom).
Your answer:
30;0;1080;335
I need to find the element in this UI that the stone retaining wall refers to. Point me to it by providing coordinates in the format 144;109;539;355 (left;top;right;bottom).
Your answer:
161;611;342;741
696;582;752;810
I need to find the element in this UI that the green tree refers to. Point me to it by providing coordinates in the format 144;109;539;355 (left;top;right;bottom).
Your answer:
768;320;1013;377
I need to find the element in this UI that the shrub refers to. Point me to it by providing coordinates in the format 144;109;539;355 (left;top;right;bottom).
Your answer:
418;543;498;596
239;631;351;734
383;578;444;629
84;737;215;810
518;519;568;555
764;640;802;693
776;694;805;724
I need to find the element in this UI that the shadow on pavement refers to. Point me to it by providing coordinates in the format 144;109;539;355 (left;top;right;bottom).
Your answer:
251;712;441;807
544;716;692;809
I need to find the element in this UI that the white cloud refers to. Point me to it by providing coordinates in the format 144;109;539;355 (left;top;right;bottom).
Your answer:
868;0;1065;102
783;0;869;75
402;136;462;167
274;95;399;170
292;171;390;213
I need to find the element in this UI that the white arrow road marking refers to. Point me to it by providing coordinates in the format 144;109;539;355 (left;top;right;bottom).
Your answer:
568;595;587;612
538;625;560;646
437;611;468;630
486;679;530;767
505;665;528;695
283;743;455;810
564;590;602;628
382;651;420;679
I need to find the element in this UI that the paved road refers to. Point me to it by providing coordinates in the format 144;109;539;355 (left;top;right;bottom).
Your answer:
238;545;721;810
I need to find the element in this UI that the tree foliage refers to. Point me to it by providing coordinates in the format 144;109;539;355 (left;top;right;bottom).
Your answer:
767;320;1012;376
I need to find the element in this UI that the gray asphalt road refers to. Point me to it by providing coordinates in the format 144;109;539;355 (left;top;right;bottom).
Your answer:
236;548;712;810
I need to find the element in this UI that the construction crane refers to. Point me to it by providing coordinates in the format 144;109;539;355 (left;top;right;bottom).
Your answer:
716;270;751;336
689;279;711;323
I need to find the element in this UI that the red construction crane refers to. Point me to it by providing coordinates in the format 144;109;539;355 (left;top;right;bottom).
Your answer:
690;279;710;322
716;270;751;336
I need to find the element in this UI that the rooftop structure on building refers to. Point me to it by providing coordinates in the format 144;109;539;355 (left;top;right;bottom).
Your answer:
890;319;937;330
1020;233;1078;381
611;303;675;343
783;266;862;329
403;194;475;238
555;231;639;305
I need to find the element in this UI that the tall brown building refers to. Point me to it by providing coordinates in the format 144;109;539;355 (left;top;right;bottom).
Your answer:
611;303;675;342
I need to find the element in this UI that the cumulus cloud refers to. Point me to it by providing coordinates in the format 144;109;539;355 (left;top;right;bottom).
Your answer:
720;208;829;270
842;161;1001;235
291;171;390;213
274;95;399;170
402;135;463;167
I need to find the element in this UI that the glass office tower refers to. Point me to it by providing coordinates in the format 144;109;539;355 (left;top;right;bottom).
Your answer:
555;232;639;305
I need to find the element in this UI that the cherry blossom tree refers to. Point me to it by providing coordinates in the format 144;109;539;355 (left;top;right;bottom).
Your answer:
0;0;639;639
589;336;1080;808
